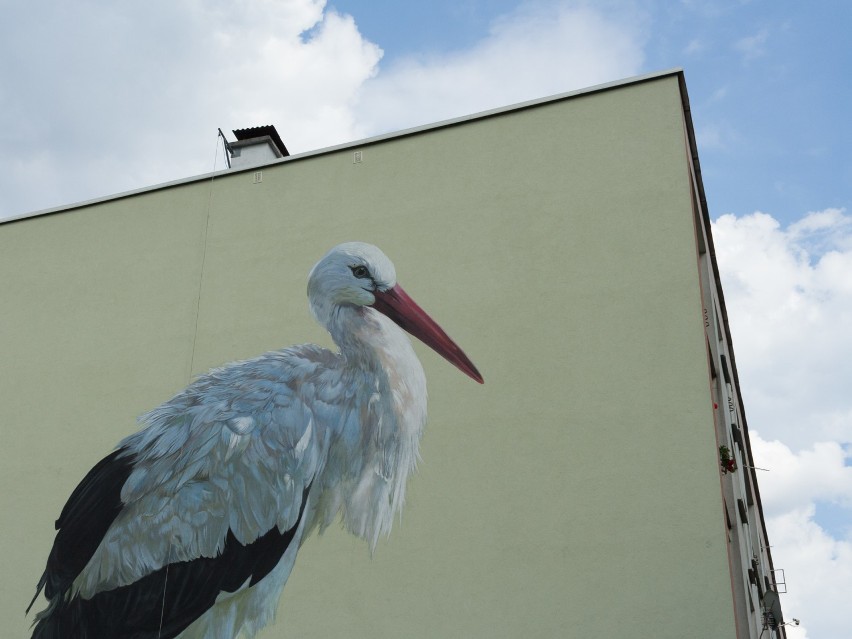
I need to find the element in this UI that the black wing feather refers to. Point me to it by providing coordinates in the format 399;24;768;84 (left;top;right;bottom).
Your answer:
27;448;135;613
30;485;311;639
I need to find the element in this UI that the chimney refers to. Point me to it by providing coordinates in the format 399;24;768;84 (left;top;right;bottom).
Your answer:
226;125;289;169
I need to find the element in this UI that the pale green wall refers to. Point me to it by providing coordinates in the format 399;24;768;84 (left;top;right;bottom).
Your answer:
1;74;736;637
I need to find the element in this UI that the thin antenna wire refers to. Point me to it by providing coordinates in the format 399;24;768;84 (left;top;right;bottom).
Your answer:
158;130;226;638
157;543;174;639
187;133;225;379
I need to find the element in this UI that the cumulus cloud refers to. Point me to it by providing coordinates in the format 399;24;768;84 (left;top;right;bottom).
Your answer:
0;0;382;218
753;435;852;516
353;1;647;136
715;209;852;638
712;208;852;448
767;506;852;639
750;412;852;639
752;466;852;638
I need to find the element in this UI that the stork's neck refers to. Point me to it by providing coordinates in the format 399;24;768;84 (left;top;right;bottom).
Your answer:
320;304;427;550
326;305;424;386
326;305;379;366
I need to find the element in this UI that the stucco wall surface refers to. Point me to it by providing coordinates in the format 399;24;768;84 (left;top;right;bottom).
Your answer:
0;75;736;637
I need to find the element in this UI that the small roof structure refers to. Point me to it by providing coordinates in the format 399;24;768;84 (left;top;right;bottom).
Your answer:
232;125;289;158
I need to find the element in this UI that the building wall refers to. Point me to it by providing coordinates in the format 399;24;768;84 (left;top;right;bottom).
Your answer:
1;74;738;637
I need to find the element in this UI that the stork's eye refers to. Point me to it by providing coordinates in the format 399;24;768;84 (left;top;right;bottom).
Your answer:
350;265;370;279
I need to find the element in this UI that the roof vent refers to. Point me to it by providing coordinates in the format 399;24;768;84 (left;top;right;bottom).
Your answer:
225;125;289;169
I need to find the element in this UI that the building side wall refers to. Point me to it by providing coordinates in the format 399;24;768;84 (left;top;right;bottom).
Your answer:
1;75;736;637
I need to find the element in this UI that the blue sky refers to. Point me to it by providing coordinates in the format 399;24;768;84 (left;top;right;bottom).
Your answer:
1;1;850;636
329;1;523;55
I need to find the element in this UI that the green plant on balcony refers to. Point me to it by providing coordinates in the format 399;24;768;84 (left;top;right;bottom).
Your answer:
719;445;737;474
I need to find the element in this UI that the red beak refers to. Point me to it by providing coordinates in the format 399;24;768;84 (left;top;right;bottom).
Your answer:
371;285;484;384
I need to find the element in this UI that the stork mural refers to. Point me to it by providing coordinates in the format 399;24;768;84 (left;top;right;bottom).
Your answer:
27;242;483;638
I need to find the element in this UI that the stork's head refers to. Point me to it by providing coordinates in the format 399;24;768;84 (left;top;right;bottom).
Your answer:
308;242;483;383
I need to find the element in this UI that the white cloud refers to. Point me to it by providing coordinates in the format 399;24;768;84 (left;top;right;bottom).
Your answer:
352;1;647;136
734;27;769;60
0;0;382;218
768;505;852;639
753;433;852;517
211;8;383;151
712;209;852;448
751;432;852;638
760;501;852;638
715;209;852;637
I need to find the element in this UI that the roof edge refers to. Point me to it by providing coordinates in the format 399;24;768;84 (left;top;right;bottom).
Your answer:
3;68;684;225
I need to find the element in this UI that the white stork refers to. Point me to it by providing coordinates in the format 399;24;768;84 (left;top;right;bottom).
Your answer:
27;242;482;638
